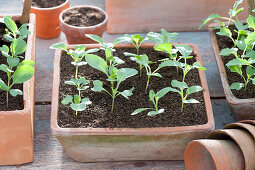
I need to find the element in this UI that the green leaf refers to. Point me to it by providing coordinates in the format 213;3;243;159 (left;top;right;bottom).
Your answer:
9;89;22;96
12;65;34;84
158;60;182;69
216;27;232;38
147;109;164;116
155;87;172;99
175;44;193;58
228;65;242;75
154;42;172;54
7;57;19;67
70;103;86;112
226;59;250;66
235;22;249;30
246;66;255;78
119;87;134;99
183;99;199;104
147;32;163;44
86;48;100;54
149;90;155;102
113;57;125;65
85;54;108;75
4;16;17;34
61;95;73;105
230;82;244;90
81;98;92;105
161;29;178;42
1;45;9;54
10;38;27;56
136;54;149;65
18;60;35;68
50;43;67;51
0;78;9;90
0;64;13;73
220;48;238;56
85;34;103;45
198;13;221;30
113;36;131;46
116;68;138;85
19;24;30;36
73;95;81;104
92;80;104;92
186;86;203;95
3;34;14;42
244;50;255;58
147;73;162;78
131;108;152;115
193;62;206;70
105;48;113;62
245;32;255;45
236;40;246;50
247;15;255;29
171;80;188;91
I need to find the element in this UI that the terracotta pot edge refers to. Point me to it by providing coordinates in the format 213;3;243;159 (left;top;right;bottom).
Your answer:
30;0;70;11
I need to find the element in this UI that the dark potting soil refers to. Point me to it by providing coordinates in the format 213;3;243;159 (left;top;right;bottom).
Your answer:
62;7;105;27
58;47;208;128
32;0;66;8
0;22;24;111
216;25;255;99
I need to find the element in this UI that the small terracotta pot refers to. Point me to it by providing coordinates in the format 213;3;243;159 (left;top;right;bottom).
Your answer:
207;129;255;170
0;14;36;165
51;43;214;162
225;122;255;141
30;0;69;39
208;23;255;121
59;5;108;44
184;139;244;170
239;120;255;125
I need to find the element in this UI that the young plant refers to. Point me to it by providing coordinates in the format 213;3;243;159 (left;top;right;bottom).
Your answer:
61;77;92;115
131;87;173;116
147;28;178;44
168;80;203;112
120;34;148;55
0;16;34;108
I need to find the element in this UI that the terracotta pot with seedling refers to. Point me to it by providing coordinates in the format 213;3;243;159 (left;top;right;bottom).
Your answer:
59;5;108;44
199;0;255;121
50;30;214;162
0;8;36;165
30;0;69;39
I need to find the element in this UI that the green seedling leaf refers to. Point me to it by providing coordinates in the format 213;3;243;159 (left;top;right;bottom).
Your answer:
183;99;199;104
105;48;113;62
116;68;138;85
226;59;250;66
247;15;255;29
85;54;108;75
113;57;125;65
245;32;255;45
81;98;92;105
147;32;163;44
175;44;193;58
230;82;244;90
216;27;232;38
3;34;14;42
186;86;203;95
17;59;35;68
11;38;27;56
119;87;134;99
193;62;206;70
199;13;221;30
49;43;67;51
74;45;86;51
85;34;103;45
149;90;155;102
155;87;172;99
0;64;13;73
161;29;178;42
244;50;255;58
235;22;249;30
158;60;182;69
4;16;17;34
86;48;100;54
171;80;188;91
70;103;86;112
154;42;172;54
131;108;152;115
12;65;34;84
61;95;73;105
147;73;162;78
0;78;9;90
236;39;246;50
228;65;242;75
147;109;164;116
220;48;238;56
113;36;131;46
246;66;255;78
19;24;30;36
73;94;81;104
10;89;22;96
92;80;104;92
7;57;19;67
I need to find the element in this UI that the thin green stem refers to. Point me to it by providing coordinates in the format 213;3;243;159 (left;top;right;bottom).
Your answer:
111;97;115;113
139;65;142;78
145;76;150;93
75;66;78;79
155;99;158;112
6;73;11;108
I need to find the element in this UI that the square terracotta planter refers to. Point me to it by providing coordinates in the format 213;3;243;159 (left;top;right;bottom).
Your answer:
209;24;255;121
51;43;214;162
105;0;248;34
0;14;36;165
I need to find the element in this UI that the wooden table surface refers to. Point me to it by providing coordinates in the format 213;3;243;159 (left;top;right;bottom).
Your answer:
0;0;235;169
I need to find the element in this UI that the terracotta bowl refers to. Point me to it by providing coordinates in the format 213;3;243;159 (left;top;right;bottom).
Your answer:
185;139;244;170
30;0;69;39
59;5;108;44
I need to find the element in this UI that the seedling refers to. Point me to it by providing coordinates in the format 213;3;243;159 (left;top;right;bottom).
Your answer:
147;29;178;44
168;80;203;112
131;87;173;116
61;77;92;115
0;16;34;108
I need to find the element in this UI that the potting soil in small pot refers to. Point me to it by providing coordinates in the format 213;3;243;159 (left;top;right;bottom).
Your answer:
32;0;66;8
62;7;105;27
58;47;208;128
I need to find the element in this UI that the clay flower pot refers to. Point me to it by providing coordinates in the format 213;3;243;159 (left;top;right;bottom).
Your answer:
30;0;69;39
208;23;255;121
105;0;248;34
225;122;255;141
184;139;244;170
51;43;214;162
59;5;108;44
0;14;36;165
207;129;255;170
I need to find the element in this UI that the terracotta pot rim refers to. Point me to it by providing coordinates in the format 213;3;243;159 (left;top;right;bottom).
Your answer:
30;0;69;10
208;23;255;105
0;14;35;115
51;43;214;135
59;5;108;30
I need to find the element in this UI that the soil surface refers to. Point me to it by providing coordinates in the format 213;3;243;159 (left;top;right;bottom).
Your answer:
32;0;66;8
0;22;24;111
62;7;105;27
216;25;255;99
58;47;208;128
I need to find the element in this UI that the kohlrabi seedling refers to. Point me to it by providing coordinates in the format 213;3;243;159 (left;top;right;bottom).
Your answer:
147;29;178;44
120;34;148;55
61;77;92;115
131;87;173;116
168;80;203;112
